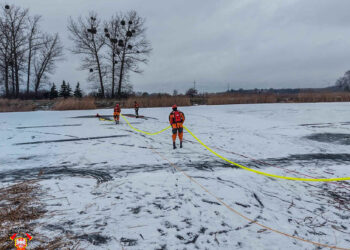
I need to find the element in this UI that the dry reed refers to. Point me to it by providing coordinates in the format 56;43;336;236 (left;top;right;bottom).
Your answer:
0;181;76;249
206;92;350;105
53;97;96;110
96;95;191;108
1;92;350;112
0;99;35;112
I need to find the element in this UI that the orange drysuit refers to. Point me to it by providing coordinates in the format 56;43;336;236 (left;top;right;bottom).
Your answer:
114;105;121;122
169;110;185;142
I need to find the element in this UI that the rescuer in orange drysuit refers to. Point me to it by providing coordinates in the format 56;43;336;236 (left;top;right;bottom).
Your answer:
114;104;121;124
169;104;185;149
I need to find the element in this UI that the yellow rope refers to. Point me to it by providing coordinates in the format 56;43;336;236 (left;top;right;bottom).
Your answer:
183;126;350;182
120;114;171;135
151;148;350;250
108;114;350;248
117;115;350;182
98;117;114;122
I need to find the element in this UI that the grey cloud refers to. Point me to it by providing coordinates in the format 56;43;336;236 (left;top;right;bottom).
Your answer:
9;0;350;93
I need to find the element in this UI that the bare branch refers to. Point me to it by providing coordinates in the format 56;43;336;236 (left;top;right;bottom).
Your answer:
33;33;64;96
67;12;106;97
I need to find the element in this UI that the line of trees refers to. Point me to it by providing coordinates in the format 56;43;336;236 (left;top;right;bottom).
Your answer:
0;4;64;98
0;4;151;99
68;11;151;98
49;81;82;99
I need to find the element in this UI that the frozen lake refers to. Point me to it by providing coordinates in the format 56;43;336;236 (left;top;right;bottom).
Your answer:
1;102;350;249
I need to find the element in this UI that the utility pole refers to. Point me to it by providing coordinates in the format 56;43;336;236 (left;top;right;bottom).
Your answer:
193;80;196;90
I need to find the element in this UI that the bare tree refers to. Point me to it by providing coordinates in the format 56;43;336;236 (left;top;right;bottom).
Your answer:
33;33;63;96
114;11;152;96
104;15;122;98
26;15;42;94
0;4;63;98
68;13;106;97
0;6;12;97
3;5;29;97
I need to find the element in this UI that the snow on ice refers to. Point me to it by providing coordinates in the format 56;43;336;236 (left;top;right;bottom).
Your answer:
1;103;350;249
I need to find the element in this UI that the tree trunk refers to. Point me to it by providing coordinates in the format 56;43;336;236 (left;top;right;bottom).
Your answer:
34;55;49;98
15;58;19;97
34;80;39;97
92;37;104;98
96;55;104;98
4;64;9;97
27;46;32;94
111;54;115;98
117;46;126;97
34;68;43;98
11;23;19;98
11;64;15;97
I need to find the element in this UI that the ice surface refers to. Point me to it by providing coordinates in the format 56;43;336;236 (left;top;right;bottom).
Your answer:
1;103;350;249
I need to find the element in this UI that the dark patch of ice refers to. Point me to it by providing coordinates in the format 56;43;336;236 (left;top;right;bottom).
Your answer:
305;133;350;145
120;237;138;246
185;234;199;244
129;206;142;214
122;113;158;120
17;155;36;160
176;235;184;240
44;224;73;234
0;165;113;184
14;134;129;145
71;115;111;118
201;199;221;206
155;244;167;250
265;153;350;166
16;124;81;129
78;233;110;246
235;202;250;208
253;193;264;208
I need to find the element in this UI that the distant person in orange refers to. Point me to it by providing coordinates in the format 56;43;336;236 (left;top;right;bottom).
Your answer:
169;104;185;149
134;101;140;118
114;104;121;124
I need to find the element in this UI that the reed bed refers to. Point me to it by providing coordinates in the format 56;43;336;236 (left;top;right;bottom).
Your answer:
53;97;96;110
0;99;35;112
1;92;350;112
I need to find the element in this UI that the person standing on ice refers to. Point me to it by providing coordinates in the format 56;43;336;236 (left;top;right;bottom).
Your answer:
114;104;121;124
134;101;140;118
169;104;185;149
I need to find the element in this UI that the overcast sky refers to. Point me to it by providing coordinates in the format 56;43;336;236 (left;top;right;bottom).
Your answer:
7;0;350;93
